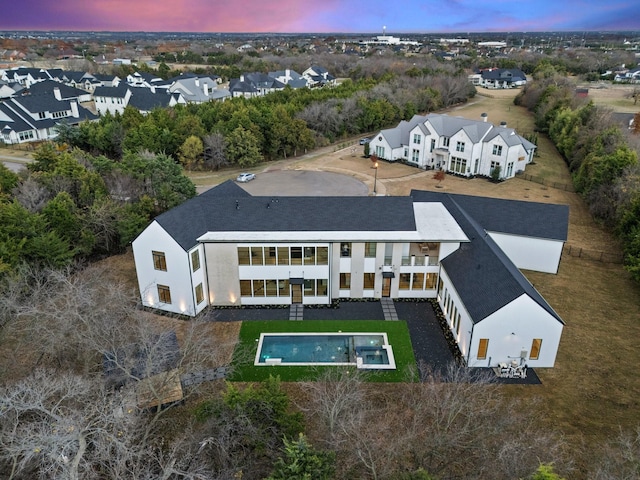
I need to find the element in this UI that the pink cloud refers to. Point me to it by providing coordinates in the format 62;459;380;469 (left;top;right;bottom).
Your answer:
46;0;342;32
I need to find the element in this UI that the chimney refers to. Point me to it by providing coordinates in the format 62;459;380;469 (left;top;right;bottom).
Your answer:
500;121;507;127
53;86;62;101
70;100;79;118
204;83;209;96
481;112;488;122
195;77;200;87
150;86;156;93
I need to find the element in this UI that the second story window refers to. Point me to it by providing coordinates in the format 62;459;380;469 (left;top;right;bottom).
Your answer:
413;133;421;144
340;242;351;257
456;141;465;152
152;251;167;271
493;144;503;156
442;137;450;147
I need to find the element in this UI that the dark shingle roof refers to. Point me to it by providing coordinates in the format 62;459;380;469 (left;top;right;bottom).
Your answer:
154;181;416;250
127;88;174;111
27;80;87;99
411;190;566;323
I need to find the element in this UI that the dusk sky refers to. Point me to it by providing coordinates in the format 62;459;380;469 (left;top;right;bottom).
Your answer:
2;0;639;33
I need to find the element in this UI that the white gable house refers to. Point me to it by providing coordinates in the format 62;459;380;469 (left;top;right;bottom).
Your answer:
132;182;568;370
369;113;535;180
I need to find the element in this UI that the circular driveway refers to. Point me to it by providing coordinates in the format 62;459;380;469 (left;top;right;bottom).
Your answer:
236;170;369;196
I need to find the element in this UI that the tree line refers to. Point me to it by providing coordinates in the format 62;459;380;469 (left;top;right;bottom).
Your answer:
515;64;640;282
0;145;195;272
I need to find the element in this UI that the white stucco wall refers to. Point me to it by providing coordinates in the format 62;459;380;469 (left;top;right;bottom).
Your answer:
488;232;564;274
467;294;563;368
204;243;241;306
132;221;195;316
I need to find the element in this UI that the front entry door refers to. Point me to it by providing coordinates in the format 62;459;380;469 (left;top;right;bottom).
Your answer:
291;284;302;304
382;277;391;297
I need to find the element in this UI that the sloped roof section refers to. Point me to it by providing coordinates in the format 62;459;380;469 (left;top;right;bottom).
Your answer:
411;190;566;323
155;181;416;250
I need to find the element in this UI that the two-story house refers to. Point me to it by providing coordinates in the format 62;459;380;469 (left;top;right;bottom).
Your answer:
369;113;535;180
132;181;568;369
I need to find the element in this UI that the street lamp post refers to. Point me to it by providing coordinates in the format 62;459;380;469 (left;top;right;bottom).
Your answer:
373;161;378;195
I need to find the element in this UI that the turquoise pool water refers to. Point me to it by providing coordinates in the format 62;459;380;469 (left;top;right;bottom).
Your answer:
254;332;396;370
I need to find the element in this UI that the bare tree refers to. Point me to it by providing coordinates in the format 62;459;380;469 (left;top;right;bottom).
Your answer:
12;176;51;213
203;132;229;171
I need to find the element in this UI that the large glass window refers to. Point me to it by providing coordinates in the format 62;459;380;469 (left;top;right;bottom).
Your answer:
238;247;250;265
363;273;375;289
316;279;328;296
157;284;171;304
240;280;252;296
304;279;315;296
426;273;438;289
251;247;263;265
412;272;424;290
364;242;376;258
317;247;328;265
291;247;302;265
278;279;290;297
277;247;289;265
530;339;542;360
252;280;265;297
266;279;278;296
195;283;204;304
191;250;200;272
152;251;167;271
304;247;316;265
339;273;351;289
399;273;411;290
265;247;277;265
477;339;489;360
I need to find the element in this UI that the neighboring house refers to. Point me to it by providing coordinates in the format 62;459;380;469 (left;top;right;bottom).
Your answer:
93;84;132;115
92;74;121;88
268;69;308;89
302;65;337;87
126;71;164;88
229;72;285;98
614;66;640;83
478;68;527;89
94;84;183;115
28;80;93;103
168;75;229;103
1;67;53;88
61;71;99;91
0;93;98;144
131;181;568;369
368;113;535;180
0;80;23;99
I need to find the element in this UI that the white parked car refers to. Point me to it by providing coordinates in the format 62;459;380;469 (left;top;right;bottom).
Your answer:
236;172;256;183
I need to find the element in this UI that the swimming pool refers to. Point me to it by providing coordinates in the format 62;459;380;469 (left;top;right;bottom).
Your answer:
254;332;396;370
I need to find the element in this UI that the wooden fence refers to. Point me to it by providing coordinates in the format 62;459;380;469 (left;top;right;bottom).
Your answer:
562;244;624;264
516;172;575;192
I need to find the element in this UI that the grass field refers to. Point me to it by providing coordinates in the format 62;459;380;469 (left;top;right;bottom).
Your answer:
228;320;417;383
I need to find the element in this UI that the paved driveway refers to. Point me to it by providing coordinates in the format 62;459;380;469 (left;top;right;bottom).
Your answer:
236;170;369;196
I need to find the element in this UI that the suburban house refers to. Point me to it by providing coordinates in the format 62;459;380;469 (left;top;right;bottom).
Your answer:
168;75;230;103
229;73;286;98
28;79;93;103
0;93;98;144
268;69;308;89
93;84;184;115
368;113;536;180
469;68;527;89
302;65;337;87
132;181;568;369
614;66;640;83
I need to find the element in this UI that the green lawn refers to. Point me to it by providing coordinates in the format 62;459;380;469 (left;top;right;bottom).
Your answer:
228;320;418;382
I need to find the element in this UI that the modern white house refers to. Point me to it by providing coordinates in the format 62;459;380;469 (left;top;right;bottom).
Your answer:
132;181;568;369
368;113;536;180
